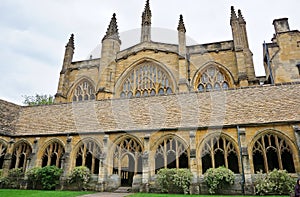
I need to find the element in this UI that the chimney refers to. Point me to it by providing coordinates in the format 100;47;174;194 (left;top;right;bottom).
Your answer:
273;18;290;33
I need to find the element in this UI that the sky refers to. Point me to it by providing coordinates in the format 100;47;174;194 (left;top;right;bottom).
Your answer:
0;0;299;105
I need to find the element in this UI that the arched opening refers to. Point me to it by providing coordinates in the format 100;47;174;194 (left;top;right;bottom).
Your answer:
154;136;188;173
252;132;296;173
75;140;101;174
10;142;31;170
200;135;239;174
41;141;64;168
113;136;143;186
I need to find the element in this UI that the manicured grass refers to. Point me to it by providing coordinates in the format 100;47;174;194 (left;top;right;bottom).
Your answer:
0;189;95;197
127;194;290;197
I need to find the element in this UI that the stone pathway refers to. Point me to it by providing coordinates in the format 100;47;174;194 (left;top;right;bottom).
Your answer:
79;192;133;197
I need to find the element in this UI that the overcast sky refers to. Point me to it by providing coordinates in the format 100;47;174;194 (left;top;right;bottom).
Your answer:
0;0;299;105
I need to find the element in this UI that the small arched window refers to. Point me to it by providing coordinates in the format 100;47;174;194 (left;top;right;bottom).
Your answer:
119;62;173;98
72;80;96;102
196;66;230;92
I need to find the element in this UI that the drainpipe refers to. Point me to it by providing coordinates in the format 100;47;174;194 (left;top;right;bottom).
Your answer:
187;52;191;92
237;125;245;194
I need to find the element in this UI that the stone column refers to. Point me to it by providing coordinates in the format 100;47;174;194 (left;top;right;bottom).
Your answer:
2;138;14;177
189;131;199;194
238;128;253;194
141;134;150;192
27;137;39;170
97;135;108;191
60;136;72;190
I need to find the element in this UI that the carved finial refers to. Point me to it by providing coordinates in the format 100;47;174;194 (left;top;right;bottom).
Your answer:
177;14;186;33
238;9;246;24
230;6;238;23
103;13;120;43
66;34;74;49
142;0;152;25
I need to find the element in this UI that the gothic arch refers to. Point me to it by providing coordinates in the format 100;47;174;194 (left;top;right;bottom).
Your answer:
151;134;189;173
197;132;240;174
110;134;144;186
0;139;7;169
192;61;235;92
10;139;32;170
39;138;65;168
249;129;297;173
68;77;96;102
72;137;103;174
115;58;177;98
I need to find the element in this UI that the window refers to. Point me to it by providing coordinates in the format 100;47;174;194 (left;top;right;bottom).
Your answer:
196;66;230;92
41;141;65;168
113;137;143;186
155;136;188;173
10;142;32;170
252;133;295;173
120;62;173;98
72;80;96;102
75;140;101;174
201;135;239;174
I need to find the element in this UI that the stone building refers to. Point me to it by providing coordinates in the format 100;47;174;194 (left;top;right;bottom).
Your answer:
0;0;299;194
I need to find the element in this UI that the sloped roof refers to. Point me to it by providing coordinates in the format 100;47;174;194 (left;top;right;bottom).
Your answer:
0;99;21;135
1;83;299;136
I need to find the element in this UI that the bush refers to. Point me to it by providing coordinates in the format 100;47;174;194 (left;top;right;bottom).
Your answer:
26;167;42;189
203;166;235;194
38;166;63;190
68;166;91;190
1;168;25;188
157;168;192;194
255;169;294;195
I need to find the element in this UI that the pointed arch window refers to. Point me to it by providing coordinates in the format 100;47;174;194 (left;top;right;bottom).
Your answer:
113;137;143;186
196;66;230;92
155;136;188;173
201;135;239;174
75;140;101;174
41;141;65;168
0;142;7;169
120;62;173;98
10;142;32;171
72;80;96;102
252;133;295;173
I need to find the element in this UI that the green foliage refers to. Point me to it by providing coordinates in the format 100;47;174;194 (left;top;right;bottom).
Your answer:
156;168;192;194
26;167;42;189
22;94;54;106
1;168;25;188
0;169;2;177
203;166;235;194
38;166;63;190
255;169;294;195
68;166;91;190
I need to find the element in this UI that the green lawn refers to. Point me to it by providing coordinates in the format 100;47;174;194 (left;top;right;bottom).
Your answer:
0;189;95;197
127;194;290;197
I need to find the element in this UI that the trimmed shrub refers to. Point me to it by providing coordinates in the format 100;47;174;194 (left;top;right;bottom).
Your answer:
38;166;63;190
68;166;91;190
255;169;294;195
203;166;235;194
157;168;192;194
2;168;25;188
26;167;42;189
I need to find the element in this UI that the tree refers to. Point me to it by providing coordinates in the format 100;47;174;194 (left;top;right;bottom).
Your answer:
22;94;54;106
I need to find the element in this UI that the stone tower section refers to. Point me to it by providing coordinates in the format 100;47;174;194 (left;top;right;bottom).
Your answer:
230;7;257;86
97;13;121;100
141;0;152;42
177;15;189;92
55;34;75;103
264;18;300;83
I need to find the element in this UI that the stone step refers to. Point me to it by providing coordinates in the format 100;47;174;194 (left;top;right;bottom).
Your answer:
114;187;132;193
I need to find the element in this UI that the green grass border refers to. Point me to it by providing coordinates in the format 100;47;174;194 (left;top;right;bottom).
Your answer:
0;189;95;197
